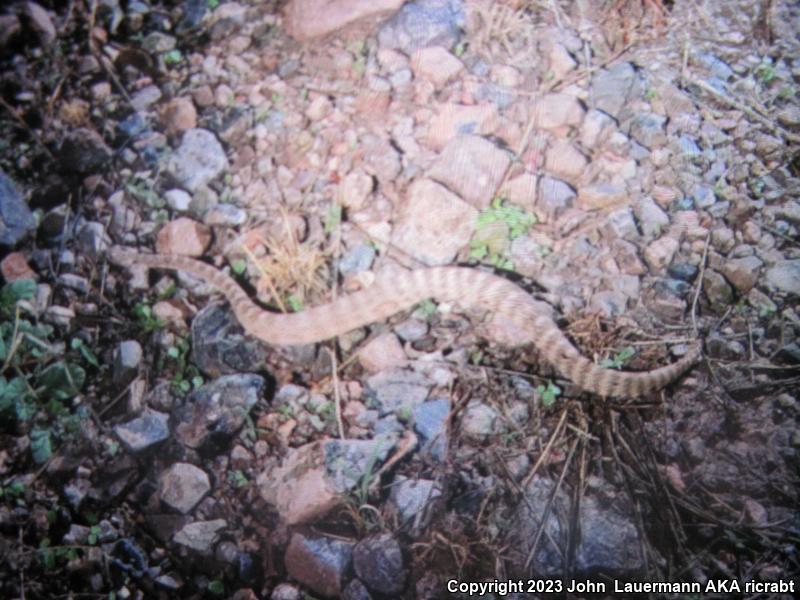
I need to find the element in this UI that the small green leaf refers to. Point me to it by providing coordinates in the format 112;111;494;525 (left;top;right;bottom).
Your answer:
208;580;225;595
231;259;247;275
287;295;304;312
163;49;182;66
30;428;53;464
167;346;180;359
38;362;86;401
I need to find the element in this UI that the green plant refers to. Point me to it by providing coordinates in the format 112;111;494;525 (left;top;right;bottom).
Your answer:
1;279;94;463
599;346;635;370
208;580;225;596
417;299;437;318
163;49;182;66
470;197;536;270
755;61;777;85
132;302;164;333
286;294;304;312
323;202;342;235
166;338;204;396
229;470;249;488
536;381;561;407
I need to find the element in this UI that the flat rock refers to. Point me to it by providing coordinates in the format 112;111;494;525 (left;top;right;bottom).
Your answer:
155;217;212;256
59;128;112;174
643;236;679;272
764;260;800;295
0;169;35;247
378;0;464;53
545;140;587;182
158;463;211;514
428;135;510;209
173;519;226;555
410;45;463;87
391;178;477;265
114;411;170;453
531;93;585;130
284;532;354;597
353;533;406;595
721;256;763;293
358;333;407;372
591;62;637;120
283;0;404;41
426;103;497;150
576;183;626;210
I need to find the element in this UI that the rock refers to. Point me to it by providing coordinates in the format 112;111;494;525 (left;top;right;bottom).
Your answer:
358;333;407;372
394;318;428;342
693;184;716;209
113;340;142;386
204;203;247;226
342;579;372;600
58;273;90;293
173;374;264;452
536;176;575;222
59;128;113;173
164;189;192;212
592;63;637;120
764;260;800;295
413;398;449;461
634;197;669;237
410;46;463;87
460;400;503;440
703;270;734;311
173;519;226;555
353;534;406;595
604;207;638;240
695;52;734;80
427;135;510;209
650;283;688;321
500;173;537;210
677;135;701;157
576;183;626;210
339;244;376;275
257;437;396;524
643;236;679;272
629;112;667;149
22;2;56;45
338;171;374;211
548;42;576;78
721;256;763;293
545;140;587;182
426;103;497;150
284;532;354;597
531;93;585;130
113;411;170;453
776;200;800;225
777;105;800;127
161;97;197;136
1;252;36;281
191;304;269;377
391;178;477;265
390;477;443;529
581;109;615;149
130;85;163;111
0;170;36;247
378;0;464;53
510;476;642;576
283;0;404;41
166;129;229;192
155;217;212;256
271;583;302;600
365;368;433;415
143;31;177;53
158;463;211;514
667;263;699;282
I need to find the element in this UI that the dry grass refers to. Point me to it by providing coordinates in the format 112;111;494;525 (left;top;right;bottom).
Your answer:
466;0;543;64
237;209;330;312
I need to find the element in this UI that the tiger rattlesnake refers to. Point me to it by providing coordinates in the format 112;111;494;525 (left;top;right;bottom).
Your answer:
108;248;702;397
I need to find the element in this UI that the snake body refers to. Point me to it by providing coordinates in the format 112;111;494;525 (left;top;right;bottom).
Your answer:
109;248;701;397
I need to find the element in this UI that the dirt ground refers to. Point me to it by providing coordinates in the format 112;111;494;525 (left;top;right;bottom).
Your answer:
0;0;798;598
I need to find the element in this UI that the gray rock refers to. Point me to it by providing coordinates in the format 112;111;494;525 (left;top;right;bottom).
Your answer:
677;135;702;157
0;169;35;246
339;244;376;275
703;270;734;311
667;263;699;282
158;462;210;514
693;184;716;208
378;0;464;53
696;52;734;80
164;188;192;212
460;400;503;440
173;519;226;555
537;176;575;221
76;221;110;256
353;533;406;596
366;368;433;415
764;260;800;295
604;207;638;240
130;85;162;111
173;374;264;451
271;583;303;600
113;340;142;386
629;112;667;149
343;578;372;600
59;128;113;173
634;197;669;238
203;203;247;226
285;532;354;598
390;476;443;529
166;129;228;192
191;303;268;377
591;62;637;120
114;410;170;453
394;318;428;342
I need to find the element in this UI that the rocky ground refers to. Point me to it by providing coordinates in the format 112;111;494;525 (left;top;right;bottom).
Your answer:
0;0;799;598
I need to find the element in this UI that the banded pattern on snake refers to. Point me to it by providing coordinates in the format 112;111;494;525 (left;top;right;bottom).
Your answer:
108;248;701;398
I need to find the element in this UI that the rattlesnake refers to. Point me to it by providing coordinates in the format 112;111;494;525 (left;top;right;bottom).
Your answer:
108;247;701;397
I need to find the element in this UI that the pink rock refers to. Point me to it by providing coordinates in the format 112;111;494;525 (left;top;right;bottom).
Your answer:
155;218;212;257
283;0;404;41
